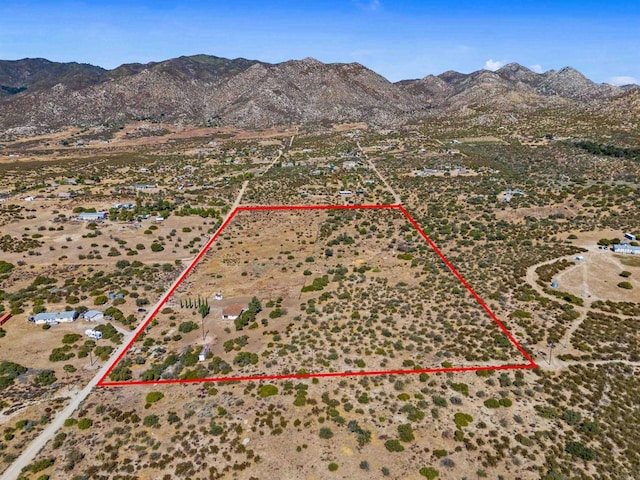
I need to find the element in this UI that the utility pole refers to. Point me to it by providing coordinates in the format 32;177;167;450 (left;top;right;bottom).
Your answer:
547;342;555;365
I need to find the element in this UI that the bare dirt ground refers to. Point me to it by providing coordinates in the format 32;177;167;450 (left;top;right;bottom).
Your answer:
118;207;529;386
524;230;640;372
554;249;640;303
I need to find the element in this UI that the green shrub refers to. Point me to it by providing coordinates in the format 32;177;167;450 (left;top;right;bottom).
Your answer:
328;463;338;472
178;321;199;333
143;415;160;427
0;361;27;389
419;467;439;479
61;334;81;344
563;410;582;425
34;370;57;386
319;427;334;439
484;399;500;408
384;439;405;452
63;418;77;427
454;412;473;428
617;281;633;289
26;457;54;473
94;295;108;305
565;441;595;460
146;392;165;404
150;242;164;252
77;418;93;430
451;383;469;396
49;347;75;362
433;449;448;459
258;384;278;398
398;424;415;442
0;261;15;273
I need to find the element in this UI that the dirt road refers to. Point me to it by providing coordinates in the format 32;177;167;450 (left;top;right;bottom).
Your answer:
356;141;402;205
261;129;297;177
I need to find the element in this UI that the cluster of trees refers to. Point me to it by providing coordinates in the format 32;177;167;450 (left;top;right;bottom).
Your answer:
0;361;27;389
574;140;640;161
234;297;261;331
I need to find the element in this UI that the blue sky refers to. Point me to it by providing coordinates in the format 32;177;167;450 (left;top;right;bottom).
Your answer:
0;0;638;84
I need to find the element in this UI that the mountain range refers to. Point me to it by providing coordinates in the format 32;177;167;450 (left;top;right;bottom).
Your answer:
0;54;637;135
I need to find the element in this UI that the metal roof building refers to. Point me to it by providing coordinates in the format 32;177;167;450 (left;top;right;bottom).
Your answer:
78;211;108;221
31;311;78;324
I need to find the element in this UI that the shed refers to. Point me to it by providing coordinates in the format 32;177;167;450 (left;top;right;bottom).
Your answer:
83;310;104;322
0;312;11;326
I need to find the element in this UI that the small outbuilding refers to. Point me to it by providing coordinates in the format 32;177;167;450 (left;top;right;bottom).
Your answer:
0;312;11;326
82;310;104;322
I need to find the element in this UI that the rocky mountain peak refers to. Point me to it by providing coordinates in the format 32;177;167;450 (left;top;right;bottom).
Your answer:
0;54;632;134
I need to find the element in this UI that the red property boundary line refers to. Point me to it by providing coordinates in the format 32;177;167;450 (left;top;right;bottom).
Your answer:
98;204;537;387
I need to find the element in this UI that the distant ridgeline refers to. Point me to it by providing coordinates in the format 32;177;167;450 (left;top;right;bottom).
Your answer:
574;140;640;161
0;85;27;95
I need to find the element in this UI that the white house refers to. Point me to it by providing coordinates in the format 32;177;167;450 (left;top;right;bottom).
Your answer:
222;305;245;320
31;311;78;325
78;211;108;221
613;243;640;255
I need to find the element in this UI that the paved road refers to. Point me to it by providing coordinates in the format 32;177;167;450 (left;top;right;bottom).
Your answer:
1;181;250;480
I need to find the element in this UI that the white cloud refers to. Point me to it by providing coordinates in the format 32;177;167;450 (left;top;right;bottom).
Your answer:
529;64;544;74
484;59;505;71
607;75;638;86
